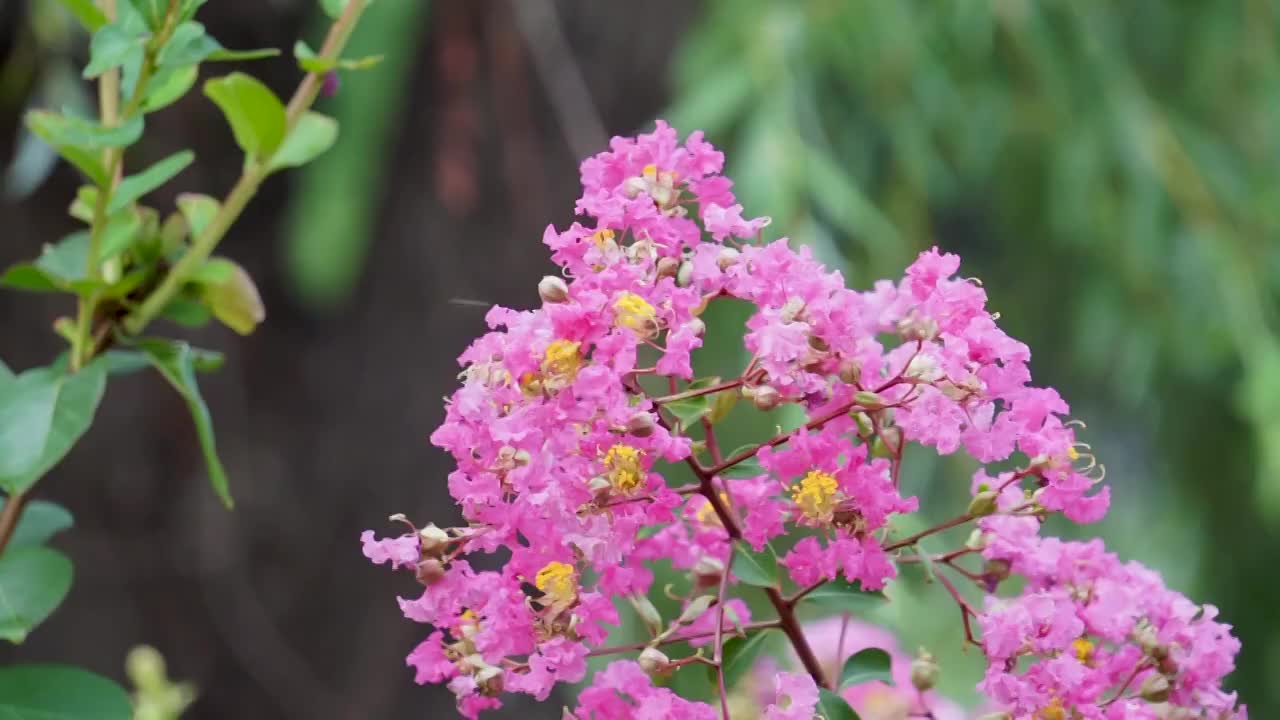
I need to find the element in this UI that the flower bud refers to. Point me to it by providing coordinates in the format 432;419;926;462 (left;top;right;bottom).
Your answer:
588;476;613;497
975;714;1012;720
475;665;505;696
676;261;694;287
808;334;830;352
716;247;740;270
692;556;724;588
983;558;1011;582
751;384;781;411
656;256;680;280
780;297;805;323
627;413;656;437
630;595;663;636
688;317;706;337
854;390;885;408
638;647;670;675
837;358;861;385
910;650;939;691
1140;673;1171;703
622;176;647;198
538;275;569;303
416;557;446;586
418;523;451;556
968;490;999;518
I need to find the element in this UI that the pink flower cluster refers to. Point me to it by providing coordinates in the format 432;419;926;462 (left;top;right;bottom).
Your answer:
362;122;1243;719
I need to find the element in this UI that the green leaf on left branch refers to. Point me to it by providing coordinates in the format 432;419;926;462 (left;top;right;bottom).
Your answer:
203;73;287;160
55;0;109;31
817;688;861;720
157;22;222;68
715;628;776;689
0;546;73;643
0;499;73;549
0;362;107;495
293;40;383;73
24;112;143;187
839;647;893;688
797;578;886;614
190;258;266;335
0;664;132;720
137;340;233;508
730;540;779;588
109;150;195;213
83;24;143;79
268;112;339;173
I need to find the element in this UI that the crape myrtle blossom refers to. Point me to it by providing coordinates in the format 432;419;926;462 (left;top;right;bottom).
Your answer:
362;121;1244;718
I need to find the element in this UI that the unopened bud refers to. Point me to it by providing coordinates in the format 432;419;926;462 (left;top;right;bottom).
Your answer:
983;558;1011;582
688;317;706;337
638;647;670;675
780;297;805;323
656;256;680;280
751;385;782;411
976;714;1013;720
416;557;446;585
622;176;647;198
677;261;694;287
968;490;999;518
837;358;861;385
910;650;939;691
808;334;830;352
538;275;569;303
1140;673;1171;703
630;595;663;636
513;449;532;466
418;523;451;555
854;390;885;408
627;413;656;437
588;476;613;496
692;556;725;587
475;665;505;696
716;247;740;270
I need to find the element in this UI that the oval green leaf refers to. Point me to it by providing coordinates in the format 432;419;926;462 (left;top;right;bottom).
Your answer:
203;73;287;160
0;500;73;549
109;150;195;213
0;547;73;643
730;540;779;588
717;628;776;689
799;578;886;613
0;363;107;495
0;665;132;720
839;647;894;688
817;687;861;720
268;112;339;173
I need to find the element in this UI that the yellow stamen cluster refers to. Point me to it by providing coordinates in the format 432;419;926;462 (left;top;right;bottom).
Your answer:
1067;445;1080;462
1038;698;1067;720
642;163;658;179
590;229;616;248
695;492;730;526
791;469;839;521
542;340;583;381
613;293;657;335
1072;637;1094;663
534;561;578;606
604;444;645;493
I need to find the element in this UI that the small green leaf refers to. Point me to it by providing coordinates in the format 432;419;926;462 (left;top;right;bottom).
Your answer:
207;47;282;62
137;341;233;507
0;664;132;719
708;387;738;425
177;193;220;237
203;73;287;159
0;265;60;293
143;65;199;113
195;258;266;335
0;500;73;549
83;24;142;79
98;350;151;376
817;688;861;720
666;397;710;429
839;647;894;688
34;232;91;284
0;362;107;495
99;211;142;260
268;112;339;173
293;41;382;73
0;546;73;643
157;22;222;68
160;297;212;327
0;360;12;384
798;578;886;613
731;540;779;588
25;110;144;152
55;0;109;31
126;0;168;30
717;628;776;689
109;150;195;212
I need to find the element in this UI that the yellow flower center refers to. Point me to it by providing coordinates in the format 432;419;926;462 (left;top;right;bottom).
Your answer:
791;470;839;521
604;444;646;493
695;492;730;526
1072;637;1094;663
1038;698;1067;720
534;561;577;605
613;293;657;335
642;163;658;180
590;228;616;248
542;340;583;381
1067;445;1080;462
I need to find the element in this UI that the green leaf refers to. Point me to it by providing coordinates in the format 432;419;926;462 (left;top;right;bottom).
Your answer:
730;540;779;588
160;297;212;327
55;0;109;31
708;387;738;425
798;578;886;613
99;350;151;376
143;65;200;113
194;258;266;335
109;150;195;213
83;24;142;79
0;500;73;549
0;360;12;385
99;211;142;260
126;0;168;30
0;664;132;719
34;232;91;284
666;397;710;429
817;688;861;720
207;47;282;62
0;363;107;495
137;341;233;507
293;41;383;73
720;455;765;479
839;647;894;688
0;265;60;293
203;73;287;159
0;546;73;643
717;628;776;689
157;22;222;68
177;193;219;237
26;110;144;153
268;112;339;173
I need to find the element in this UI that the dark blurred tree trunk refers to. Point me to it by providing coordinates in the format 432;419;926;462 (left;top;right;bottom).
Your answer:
0;1;696;717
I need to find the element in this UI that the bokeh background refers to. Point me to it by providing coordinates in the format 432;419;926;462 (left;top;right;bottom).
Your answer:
1;1;1277;717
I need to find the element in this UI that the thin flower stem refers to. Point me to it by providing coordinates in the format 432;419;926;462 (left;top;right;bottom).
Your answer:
652;378;743;405
712;536;732;720
883;513;976;552
585;620;781;658
934;567;981;647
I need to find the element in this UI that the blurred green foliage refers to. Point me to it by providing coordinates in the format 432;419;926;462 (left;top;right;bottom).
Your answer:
670;0;1280;712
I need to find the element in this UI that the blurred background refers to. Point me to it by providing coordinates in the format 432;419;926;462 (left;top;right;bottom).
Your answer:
0;0;1277;717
